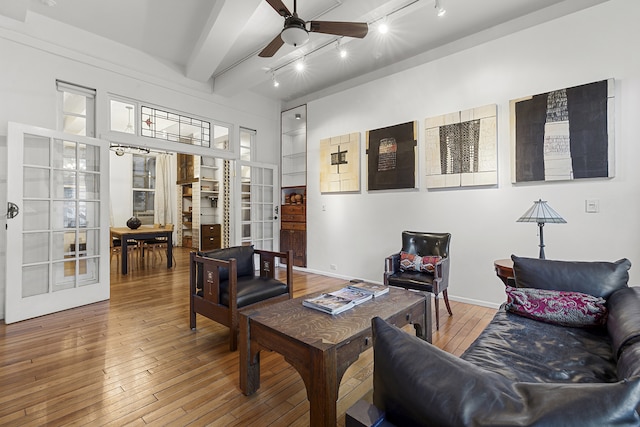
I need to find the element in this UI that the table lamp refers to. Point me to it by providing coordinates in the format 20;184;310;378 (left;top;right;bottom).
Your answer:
516;199;566;259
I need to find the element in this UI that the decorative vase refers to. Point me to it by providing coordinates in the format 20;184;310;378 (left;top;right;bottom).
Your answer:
126;216;142;230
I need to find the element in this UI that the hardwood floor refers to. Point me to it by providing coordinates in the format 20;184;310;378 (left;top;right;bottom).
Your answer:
0;247;496;426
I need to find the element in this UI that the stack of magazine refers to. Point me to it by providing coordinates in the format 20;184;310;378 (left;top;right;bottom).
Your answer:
346;280;390;297
302;281;389;315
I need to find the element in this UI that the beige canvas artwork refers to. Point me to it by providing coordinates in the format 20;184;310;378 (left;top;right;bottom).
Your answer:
425;104;497;189
319;132;360;193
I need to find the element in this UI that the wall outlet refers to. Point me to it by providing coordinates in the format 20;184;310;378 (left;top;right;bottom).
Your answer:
330;264;337;271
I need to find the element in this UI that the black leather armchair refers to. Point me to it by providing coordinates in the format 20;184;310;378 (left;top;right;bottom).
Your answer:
384;231;452;330
190;245;293;351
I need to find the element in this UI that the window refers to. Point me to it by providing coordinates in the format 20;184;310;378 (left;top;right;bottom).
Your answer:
240;127;255;161
108;97;232;152
132;154;156;225
110;99;136;134
141;106;215;148
57;80;96;137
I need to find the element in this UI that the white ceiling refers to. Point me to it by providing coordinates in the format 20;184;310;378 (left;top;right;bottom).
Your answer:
0;0;607;104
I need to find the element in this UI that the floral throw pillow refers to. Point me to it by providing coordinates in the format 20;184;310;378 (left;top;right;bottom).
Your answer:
505;286;608;327
399;252;442;273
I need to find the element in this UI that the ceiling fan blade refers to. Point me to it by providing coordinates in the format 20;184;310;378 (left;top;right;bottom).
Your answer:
265;0;291;17
259;34;285;58
309;21;368;38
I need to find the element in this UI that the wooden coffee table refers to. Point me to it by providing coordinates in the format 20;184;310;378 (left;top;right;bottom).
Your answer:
239;286;431;427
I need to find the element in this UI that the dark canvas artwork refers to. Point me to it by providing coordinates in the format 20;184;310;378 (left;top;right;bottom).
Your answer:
512;79;614;183
366;121;417;191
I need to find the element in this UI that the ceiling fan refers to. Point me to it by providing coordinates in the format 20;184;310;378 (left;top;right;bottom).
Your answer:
259;0;369;58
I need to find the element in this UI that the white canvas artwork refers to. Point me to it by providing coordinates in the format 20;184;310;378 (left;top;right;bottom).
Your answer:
425;104;498;189
319;132;360;193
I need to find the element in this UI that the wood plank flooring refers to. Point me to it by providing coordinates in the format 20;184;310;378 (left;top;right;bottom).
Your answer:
0;247;496;426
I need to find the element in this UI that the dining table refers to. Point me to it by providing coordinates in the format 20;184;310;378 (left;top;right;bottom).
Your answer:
110;226;174;275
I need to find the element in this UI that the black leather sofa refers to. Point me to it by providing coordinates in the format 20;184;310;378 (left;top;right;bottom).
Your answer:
347;256;640;426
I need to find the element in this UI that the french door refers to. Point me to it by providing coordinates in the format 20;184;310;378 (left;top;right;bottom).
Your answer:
5;123;110;324
238;163;278;251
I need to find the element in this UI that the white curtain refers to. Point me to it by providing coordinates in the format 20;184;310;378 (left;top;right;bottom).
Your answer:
154;154;174;226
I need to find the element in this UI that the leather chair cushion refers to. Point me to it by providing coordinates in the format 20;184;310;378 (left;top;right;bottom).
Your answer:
196;276;288;308
511;255;631;298
372;316;640;427
386;270;434;292
220;276;288;308
198;245;255;281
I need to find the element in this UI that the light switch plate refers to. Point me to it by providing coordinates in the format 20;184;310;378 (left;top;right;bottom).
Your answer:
585;199;599;213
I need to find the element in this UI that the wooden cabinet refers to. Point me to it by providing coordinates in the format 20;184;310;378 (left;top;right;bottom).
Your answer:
280;186;306;267
201;223;221;251
177;155;225;249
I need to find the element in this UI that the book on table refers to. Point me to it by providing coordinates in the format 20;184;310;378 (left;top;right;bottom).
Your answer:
347;281;390;297
302;293;355;315
328;287;373;305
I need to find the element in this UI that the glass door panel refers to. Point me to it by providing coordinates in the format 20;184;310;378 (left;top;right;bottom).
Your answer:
238;164;277;252
5;123;110;324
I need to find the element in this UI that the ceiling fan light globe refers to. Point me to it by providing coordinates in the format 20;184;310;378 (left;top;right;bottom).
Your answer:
281;26;309;47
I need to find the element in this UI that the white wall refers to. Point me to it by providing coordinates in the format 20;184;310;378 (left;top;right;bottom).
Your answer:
304;0;640;308
0;32;281;319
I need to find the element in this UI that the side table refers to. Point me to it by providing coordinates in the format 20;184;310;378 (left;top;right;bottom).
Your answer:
494;258;514;286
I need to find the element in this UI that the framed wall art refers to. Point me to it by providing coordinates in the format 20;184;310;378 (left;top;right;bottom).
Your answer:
425;104;497;189
319;132;360;193
366;121;417;191
510;79;614;183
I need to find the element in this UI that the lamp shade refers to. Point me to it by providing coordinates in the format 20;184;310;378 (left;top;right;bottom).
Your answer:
517;199;566;224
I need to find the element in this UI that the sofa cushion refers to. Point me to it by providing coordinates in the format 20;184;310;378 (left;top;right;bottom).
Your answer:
462;309;617;384
372;316;640;427
505;286;607;327
607;287;640;360
198;245;255;281
511;255;631;298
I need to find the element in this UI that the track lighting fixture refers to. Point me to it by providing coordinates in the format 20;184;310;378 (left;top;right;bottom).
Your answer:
272;73;279;87
295;57;305;72
109;144;150;156
336;40;347;59
435;0;446;17
377;17;389;34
